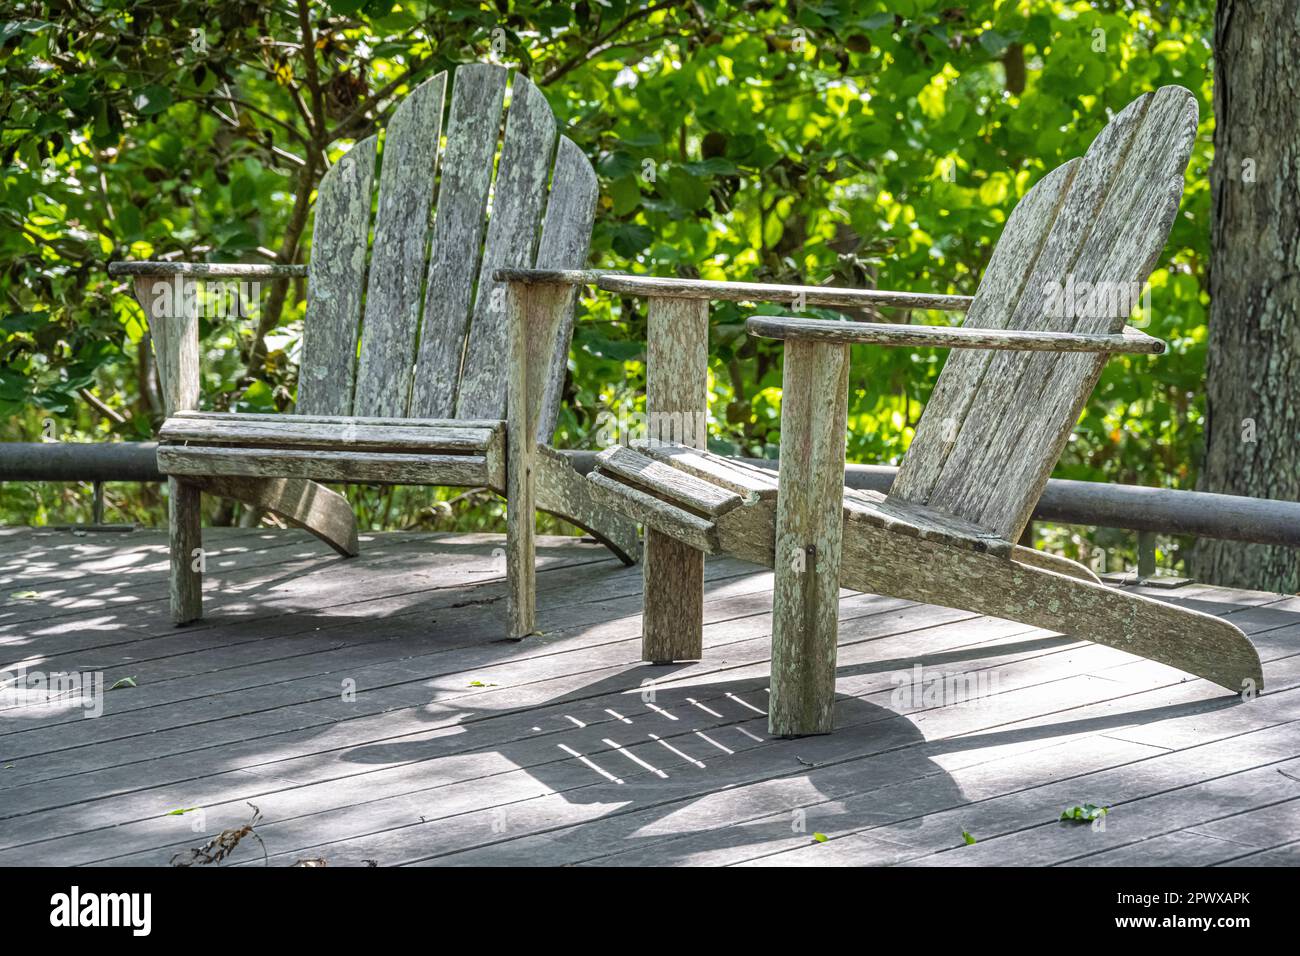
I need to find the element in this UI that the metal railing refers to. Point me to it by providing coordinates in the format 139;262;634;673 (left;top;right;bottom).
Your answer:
3;441;1300;550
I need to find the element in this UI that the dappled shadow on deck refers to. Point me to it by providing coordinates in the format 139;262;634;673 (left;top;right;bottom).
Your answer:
0;529;1295;867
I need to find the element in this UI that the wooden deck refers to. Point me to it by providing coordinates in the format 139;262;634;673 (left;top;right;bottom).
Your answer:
1;526;1298;867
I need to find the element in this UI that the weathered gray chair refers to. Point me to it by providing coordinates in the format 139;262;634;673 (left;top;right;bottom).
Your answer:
585;85;1263;735
109;64;638;635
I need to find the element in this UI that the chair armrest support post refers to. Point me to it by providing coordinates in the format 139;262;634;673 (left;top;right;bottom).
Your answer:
641;295;710;663
130;277;199;417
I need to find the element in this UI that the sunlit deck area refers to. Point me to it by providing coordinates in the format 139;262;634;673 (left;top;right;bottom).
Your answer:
1;526;1297;867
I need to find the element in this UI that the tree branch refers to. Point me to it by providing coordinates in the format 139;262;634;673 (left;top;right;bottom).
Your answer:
540;0;687;86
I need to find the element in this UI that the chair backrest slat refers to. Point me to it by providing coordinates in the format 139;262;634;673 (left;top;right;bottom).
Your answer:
532;135;599;442
455;76;558;421
408;64;509;419
892;86;1199;540
298;65;597;429
352;73;447;417
298;134;377;416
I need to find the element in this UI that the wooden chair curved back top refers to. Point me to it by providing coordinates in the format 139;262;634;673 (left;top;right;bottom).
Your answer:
297;64;597;435
892;85;1199;541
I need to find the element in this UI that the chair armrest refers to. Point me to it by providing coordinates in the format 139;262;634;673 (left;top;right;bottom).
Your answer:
493;268;624;287
111;261;310;416
596;274;972;312
746;315;1165;355
108;261;308;279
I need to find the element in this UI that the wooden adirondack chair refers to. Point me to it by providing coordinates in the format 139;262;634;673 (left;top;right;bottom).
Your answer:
108;64;638;635
583;85;1264;735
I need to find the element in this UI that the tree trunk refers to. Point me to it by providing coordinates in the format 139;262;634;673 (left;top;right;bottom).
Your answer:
1194;0;1300;593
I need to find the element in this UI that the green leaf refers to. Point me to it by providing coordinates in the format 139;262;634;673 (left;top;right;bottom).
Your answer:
109;676;138;690
978;30;1011;57
0;19;51;45
811;832;828;843
1060;803;1109;823
618;130;662;149
682;158;739;177
581;334;643;361
609;176;642;217
598;151;640;179
608;223;653;258
132;84;173;116
167;807;199;815
962;829;977;845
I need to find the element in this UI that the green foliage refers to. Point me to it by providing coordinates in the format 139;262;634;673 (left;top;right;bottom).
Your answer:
1059;803;1110;823
1;0;1219;563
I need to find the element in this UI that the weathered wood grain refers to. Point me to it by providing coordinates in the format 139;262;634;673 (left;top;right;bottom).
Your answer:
159;416;498;453
587;471;720;553
597;274;973;312
530;136;600;442
110;261;307;279
298;135;377;416
132;275;203;624
132;277;199;419
493;268;613;286
769;340;850;736
505;281;538;638
408;63;508;419
641;295;710;663
887;160;1078;509
171;410;503;429
966;87;1199;539
157;445;491;487
0;527;1290;867
843;486;1013;558
1010;545;1102;583
179;475;358;557
352;72;447;417
632;440;779;501
165;478;202;625
746;316;1164;353
124;66;624;643
897;87;1198;541
710;492;1264;693
595;445;744;517
533;446;640;565
456;76;557;420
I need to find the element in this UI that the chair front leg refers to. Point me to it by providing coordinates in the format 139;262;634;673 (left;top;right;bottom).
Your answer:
641;295;710;663
769;339;850;736
169;478;203;625
133;276;204;625
505;431;537;639
505;280;542;639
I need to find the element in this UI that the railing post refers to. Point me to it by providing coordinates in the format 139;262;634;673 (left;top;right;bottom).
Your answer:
1137;530;1157;580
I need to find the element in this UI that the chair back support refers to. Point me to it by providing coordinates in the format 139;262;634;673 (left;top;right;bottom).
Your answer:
297;64;597;430
891;86;1198;541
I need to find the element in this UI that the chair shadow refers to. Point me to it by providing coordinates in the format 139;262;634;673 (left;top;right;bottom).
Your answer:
334;623;1253;866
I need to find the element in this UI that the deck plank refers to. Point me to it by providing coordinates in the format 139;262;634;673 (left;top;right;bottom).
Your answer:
0;528;1295;867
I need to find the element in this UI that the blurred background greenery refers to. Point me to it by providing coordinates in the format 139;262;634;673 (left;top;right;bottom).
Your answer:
1;0;1218;576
